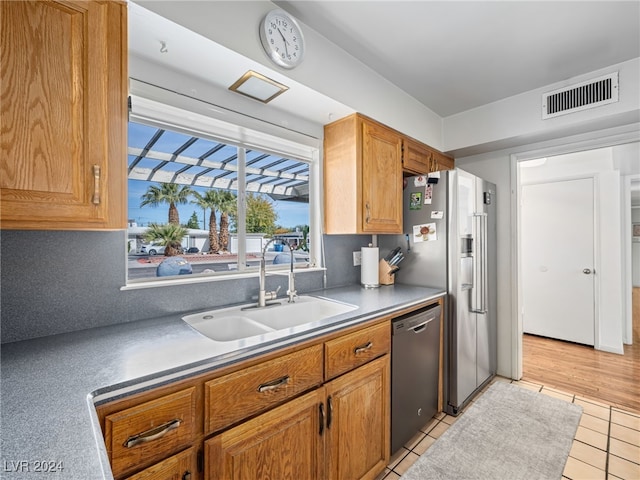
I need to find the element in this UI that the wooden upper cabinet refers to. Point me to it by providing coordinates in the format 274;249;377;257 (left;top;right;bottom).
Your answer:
402;137;433;174
324;114;403;234
402;137;454;175
431;149;455;171
0;0;127;230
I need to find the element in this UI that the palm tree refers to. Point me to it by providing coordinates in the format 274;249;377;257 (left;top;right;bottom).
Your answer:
192;189;222;253
217;191;236;252
140;183;194;225
143;223;188;256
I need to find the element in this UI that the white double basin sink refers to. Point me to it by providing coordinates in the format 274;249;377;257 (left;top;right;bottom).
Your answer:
182;295;358;342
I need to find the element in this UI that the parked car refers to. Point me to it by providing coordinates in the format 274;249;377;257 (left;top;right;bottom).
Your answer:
185;247;200;254
139;243;165;256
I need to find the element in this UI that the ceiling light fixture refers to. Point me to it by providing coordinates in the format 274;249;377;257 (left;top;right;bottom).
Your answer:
228;71;289;104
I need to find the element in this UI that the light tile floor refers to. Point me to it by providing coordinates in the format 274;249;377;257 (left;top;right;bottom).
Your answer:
376;377;640;480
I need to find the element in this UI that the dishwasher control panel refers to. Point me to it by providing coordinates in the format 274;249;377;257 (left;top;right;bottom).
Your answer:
392;303;441;333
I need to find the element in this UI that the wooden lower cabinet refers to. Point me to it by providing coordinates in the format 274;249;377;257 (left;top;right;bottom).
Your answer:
126;447;198;480
205;389;324;479
102;387;198;479
325;355;390;480
204;354;390;480
99;318;397;480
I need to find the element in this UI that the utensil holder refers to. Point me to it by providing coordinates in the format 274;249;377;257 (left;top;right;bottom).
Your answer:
379;259;396;285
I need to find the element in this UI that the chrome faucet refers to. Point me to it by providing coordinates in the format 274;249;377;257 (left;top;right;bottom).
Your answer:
258;238;297;307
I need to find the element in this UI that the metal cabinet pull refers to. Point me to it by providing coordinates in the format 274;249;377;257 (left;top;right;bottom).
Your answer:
327;396;333;429
92;164;101;205
470;212;488;314
257;375;289;393
353;341;373;354
365;202;371;224
123;418;181;448
319;403;325;435
182;471;191;480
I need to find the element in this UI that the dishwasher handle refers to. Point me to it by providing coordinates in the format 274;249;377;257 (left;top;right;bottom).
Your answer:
411;318;434;333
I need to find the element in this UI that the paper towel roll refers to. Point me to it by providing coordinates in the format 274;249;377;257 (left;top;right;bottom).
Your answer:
361;246;380;288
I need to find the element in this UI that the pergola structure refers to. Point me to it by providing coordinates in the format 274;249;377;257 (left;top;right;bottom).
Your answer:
127;122;310;201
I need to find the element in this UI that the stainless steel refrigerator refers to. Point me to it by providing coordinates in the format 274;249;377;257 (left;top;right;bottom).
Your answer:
380;168;497;415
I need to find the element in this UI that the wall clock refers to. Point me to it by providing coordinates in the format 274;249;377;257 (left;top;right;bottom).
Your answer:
259;9;305;69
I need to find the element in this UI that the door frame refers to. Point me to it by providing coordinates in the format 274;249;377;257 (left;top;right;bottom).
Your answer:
509;130;639;380
623;173;640;344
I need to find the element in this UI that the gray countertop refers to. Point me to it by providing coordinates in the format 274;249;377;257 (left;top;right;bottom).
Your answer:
0;284;444;479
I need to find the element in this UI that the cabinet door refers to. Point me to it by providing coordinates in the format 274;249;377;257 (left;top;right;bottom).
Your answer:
431;151;455;172
205;389;324;480
0;0;126;230
324;355;390;480
361;120;403;233
402;138;433;174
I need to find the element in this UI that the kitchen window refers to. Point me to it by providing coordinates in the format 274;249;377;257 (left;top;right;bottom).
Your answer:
126;87;321;285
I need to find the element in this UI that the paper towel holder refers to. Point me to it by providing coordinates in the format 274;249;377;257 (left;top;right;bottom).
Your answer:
361;244;380;288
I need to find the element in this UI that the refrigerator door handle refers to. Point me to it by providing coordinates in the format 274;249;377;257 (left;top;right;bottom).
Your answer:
471;212;488;314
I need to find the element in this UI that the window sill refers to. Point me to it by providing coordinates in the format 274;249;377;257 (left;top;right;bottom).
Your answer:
120;266;326;291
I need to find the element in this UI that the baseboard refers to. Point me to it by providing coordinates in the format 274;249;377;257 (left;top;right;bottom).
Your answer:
596;344;625;355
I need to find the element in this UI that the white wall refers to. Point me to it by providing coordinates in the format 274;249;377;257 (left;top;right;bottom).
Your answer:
444;58;640;157
134;0;444;149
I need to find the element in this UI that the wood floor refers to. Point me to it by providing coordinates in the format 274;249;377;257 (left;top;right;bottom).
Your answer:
522;334;640;413
523;287;640;413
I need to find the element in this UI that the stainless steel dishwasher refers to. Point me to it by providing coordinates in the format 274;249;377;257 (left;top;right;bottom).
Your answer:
391;303;441;454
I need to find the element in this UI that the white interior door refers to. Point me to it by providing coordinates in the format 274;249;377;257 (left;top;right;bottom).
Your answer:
521;178;595;345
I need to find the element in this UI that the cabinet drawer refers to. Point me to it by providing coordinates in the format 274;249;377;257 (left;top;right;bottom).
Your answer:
325;321;390;380
205;344;324;435
104;387;197;479
125;447;197;480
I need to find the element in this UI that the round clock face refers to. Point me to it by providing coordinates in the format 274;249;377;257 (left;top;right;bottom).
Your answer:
259;9;305;69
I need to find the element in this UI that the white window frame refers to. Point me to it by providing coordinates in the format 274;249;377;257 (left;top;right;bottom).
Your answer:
122;82;323;290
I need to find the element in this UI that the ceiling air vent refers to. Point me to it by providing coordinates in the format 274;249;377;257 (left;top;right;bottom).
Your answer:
542;72;618;119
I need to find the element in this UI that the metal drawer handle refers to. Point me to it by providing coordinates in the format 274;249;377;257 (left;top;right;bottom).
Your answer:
353;341;373;355
123;418;181;448
257;375;290;393
365;202;371;224
319;403;325;435
92;164;101;205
